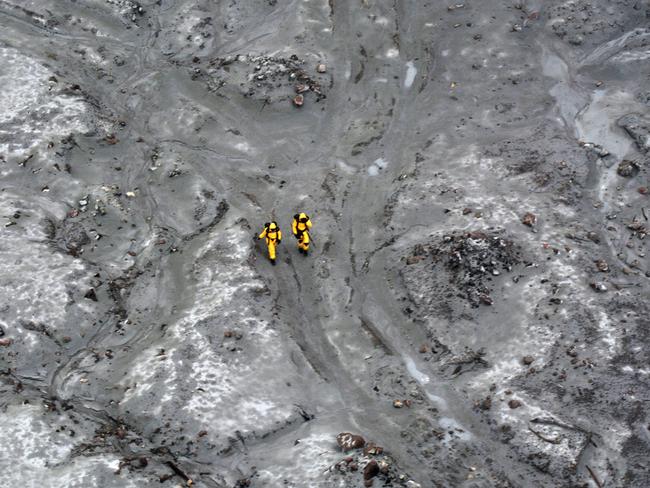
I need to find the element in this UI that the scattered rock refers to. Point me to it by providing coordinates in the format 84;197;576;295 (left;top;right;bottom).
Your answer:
0;326;4;337
293;94;304;107
522;355;534;365
508;399;522;409
522;212;536;227
638;187;648;195
419;344;428;353
393;399;404;408
336;432;365;451
617;159;640;177
0;338;12;346
462;207;472;215
84;288;98;301
364;460;379;481
316;63;327;73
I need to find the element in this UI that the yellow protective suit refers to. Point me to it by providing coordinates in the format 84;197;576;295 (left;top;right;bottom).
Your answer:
259;222;282;263
292;213;312;253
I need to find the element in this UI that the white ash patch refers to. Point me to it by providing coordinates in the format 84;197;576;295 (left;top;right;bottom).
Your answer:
118;223;304;443
255;430;349;488
0;47;92;163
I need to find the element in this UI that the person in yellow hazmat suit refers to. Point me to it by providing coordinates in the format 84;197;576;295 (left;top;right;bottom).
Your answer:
258;221;282;264
292;212;312;255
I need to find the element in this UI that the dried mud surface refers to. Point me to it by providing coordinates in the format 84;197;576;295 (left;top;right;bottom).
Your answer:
1;1;649;487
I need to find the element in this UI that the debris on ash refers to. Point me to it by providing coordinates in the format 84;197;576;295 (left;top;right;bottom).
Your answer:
403;230;522;308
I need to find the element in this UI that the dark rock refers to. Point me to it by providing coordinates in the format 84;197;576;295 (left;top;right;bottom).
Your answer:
336;432;365;450
522;355;534;365
293;94;304;107
617;159;640;177
0;326;3;337
595;260;609;272
363;443;384;455
0;338;12;346
590;282;607;292
84;288;98;301
364;460;379;480
479;396;492;410
406;255;423;265
522;212;536;227
618;114;650;153
508;399;522;409
57;220;90;256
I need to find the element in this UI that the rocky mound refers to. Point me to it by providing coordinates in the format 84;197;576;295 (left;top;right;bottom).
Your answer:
402;230;522;311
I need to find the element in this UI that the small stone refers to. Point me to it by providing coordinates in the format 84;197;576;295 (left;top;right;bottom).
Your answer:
617;160;639;177
595;259;609;272
508;399;522;409
522;212;536;227
293;94;304;107
479;294;493;305
479;396;492;410
84;288;98;301
0;326;3;337
336;432;365;451
364;460;379;480
105;134;119;145
512;24;522;32
522;356;534;365
462;207;472;215
393;399;404;408
363;443;384;455
638;187;648;195
224;330;233;338
0;338;12;346
590;282;607;292
126;191;136;198
419;344;428;354
406;255;422;265
316;63;327;73
595;80;603;87
197;430;208;437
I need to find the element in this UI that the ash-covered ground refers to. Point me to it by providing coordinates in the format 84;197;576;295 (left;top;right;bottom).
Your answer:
1;1;649;487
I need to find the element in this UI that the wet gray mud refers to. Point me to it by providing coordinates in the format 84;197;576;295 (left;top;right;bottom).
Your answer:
1;0;649;487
